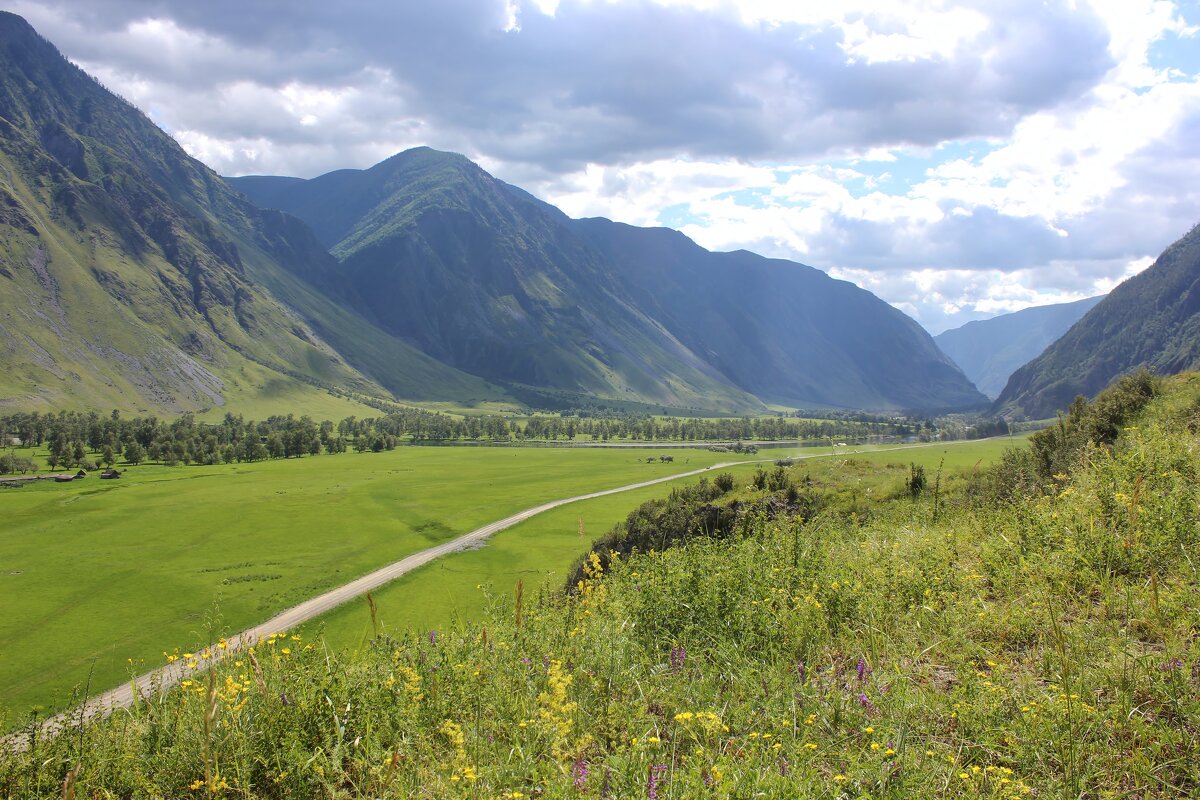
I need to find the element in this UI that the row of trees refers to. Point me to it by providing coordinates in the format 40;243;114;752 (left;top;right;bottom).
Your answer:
0;406;1009;473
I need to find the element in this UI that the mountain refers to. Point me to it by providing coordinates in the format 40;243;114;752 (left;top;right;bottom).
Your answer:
231;151;987;412
573;219;985;410
0;11;985;416
0;12;496;414
995;223;1200;418
233;150;762;412
934;296;1103;399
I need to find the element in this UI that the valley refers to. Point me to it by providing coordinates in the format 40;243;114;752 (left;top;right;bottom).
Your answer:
1;6;1199;797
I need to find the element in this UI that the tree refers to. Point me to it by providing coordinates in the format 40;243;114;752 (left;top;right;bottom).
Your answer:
124;440;145;465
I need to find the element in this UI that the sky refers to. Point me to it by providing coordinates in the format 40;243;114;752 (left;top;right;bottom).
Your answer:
10;0;1200;333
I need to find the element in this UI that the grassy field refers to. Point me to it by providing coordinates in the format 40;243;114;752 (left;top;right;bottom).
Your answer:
0;445;735;725
310;437;1020;651
0;436;1017;728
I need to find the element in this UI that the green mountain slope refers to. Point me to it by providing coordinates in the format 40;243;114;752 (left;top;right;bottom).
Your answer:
232;151;986;412
232;150;763;413
934;296;1103;399
0;13;497;414
995;222;1200;418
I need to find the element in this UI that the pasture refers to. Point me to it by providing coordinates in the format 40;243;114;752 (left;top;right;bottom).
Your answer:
0;436;1019;727
309;437;1021;650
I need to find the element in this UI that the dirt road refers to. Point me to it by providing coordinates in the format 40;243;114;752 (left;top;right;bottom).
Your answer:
7;459;751;747
7;436;983;748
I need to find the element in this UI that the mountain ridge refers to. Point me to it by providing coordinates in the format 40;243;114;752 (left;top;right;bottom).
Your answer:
934;296;1103;399
230;149;987;412
995;222;1200;418
0;11;499;414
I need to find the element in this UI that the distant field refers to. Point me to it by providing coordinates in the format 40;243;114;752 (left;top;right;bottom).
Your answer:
0;435;1021;726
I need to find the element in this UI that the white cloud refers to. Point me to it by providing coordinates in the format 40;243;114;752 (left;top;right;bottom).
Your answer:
8;0;1198;332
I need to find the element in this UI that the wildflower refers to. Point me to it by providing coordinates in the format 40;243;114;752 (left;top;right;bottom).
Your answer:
856;657;868;683
429;629;437;645
647;764;668;799
796;659;806;681
670;645;687;672
572;758;589;789
1162;657;1184;672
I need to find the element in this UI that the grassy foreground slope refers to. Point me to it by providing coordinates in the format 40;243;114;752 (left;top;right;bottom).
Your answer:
5;379;1196;796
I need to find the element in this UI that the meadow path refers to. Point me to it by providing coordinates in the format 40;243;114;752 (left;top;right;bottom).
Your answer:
8;437;968;748
9;458;753;747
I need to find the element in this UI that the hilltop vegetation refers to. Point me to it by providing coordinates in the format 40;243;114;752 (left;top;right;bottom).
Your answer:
4;371;1196;797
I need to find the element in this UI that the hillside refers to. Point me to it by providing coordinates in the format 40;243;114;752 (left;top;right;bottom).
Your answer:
576;218;986;411
0;12;499;414
934;296;1102;398
5;372;1198;797
996;222;1200;418
231;152;986;412
232;151;763;413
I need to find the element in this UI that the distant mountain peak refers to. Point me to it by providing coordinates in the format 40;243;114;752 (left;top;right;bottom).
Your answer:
231;151;987;412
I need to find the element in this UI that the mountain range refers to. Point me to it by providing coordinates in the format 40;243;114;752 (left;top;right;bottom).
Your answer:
934;296;1103;399
0;11;988;415
996;222;1200;418
230;153;985;412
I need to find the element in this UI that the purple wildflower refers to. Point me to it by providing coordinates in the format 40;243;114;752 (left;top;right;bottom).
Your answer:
647;765;668;799
856;657;868;683
572;759;590;789
670;645;686;672
1162;657;1184;672
857;691;878;714
428;629;437;646
796;659;806;681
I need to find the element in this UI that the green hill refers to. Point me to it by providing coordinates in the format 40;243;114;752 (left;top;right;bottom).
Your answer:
934;295;1102;399
0;12;499;415
233;150;763;413
996;222;1200;418
576;218;987;411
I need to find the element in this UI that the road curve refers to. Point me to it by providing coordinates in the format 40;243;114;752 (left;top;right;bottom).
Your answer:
7;459;754;748
8;436;996;749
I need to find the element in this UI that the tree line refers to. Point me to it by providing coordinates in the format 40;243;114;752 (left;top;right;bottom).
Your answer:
0;406;1007;473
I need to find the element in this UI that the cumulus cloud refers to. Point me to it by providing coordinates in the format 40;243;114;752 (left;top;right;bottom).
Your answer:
7;0;1199;331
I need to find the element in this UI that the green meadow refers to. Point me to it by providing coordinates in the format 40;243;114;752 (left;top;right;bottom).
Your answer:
0;446;715;724
309;437;1019;651
0;437;1014;727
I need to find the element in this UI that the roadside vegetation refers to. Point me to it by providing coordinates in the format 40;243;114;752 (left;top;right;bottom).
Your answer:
4;372;1193;797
